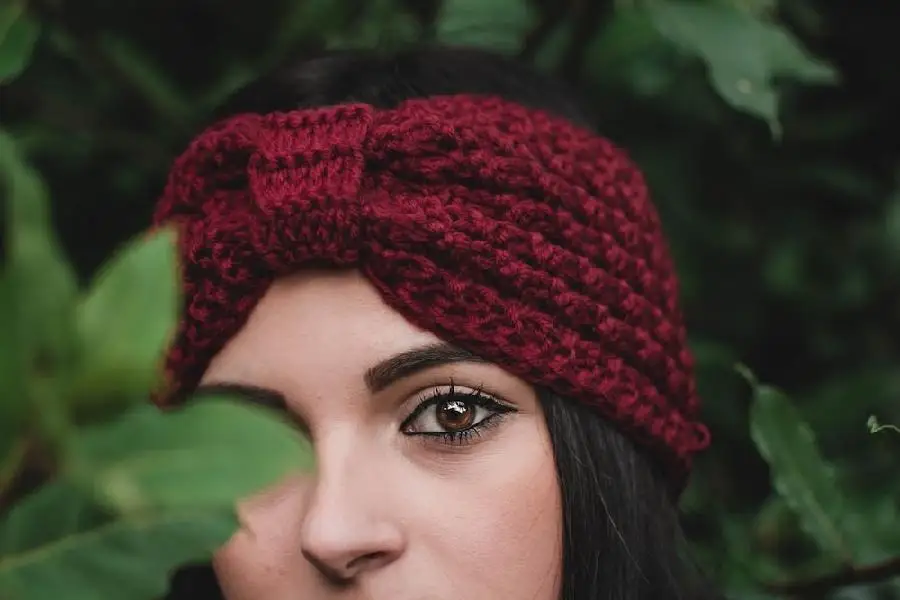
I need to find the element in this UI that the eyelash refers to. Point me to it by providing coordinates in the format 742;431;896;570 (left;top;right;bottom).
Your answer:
400;382;515;446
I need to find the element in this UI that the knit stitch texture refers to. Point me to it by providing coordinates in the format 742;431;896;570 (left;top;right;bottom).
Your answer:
152;94;711;488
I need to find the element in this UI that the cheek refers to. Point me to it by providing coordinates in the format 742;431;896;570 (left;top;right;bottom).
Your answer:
209;418;563;600
211;476;308;598
412;421;563;598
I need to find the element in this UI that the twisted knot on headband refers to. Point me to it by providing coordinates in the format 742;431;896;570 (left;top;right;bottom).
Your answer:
153;94;710;489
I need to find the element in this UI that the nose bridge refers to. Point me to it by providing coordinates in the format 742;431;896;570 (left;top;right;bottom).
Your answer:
300;425;404;580
308;425;380;513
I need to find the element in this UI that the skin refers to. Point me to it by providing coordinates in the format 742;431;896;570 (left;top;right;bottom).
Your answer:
199;269;563;600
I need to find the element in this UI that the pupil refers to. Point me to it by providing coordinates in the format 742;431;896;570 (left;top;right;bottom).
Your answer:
437;399;475;431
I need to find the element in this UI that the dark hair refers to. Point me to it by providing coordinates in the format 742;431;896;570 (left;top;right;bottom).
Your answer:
541;391;720;599
165;45;720;600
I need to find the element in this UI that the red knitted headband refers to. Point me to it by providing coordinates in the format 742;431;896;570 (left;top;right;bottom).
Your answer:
152;94;710;487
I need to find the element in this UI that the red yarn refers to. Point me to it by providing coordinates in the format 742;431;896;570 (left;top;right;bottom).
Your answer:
152;94;710;489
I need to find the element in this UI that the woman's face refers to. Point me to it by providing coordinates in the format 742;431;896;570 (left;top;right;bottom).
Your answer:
199;270;562;600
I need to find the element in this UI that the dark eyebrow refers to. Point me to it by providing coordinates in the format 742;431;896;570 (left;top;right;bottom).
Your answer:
364;342;487;393
192;342;487;413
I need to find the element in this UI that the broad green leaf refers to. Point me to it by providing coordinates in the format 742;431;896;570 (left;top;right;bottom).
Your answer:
0;5;40;83
0;131;78;354
72;228;180;412
0;398;312;598
0;487;235;600
76;398;314;514
646;0;838;137
0;482;111;557
745;369;868;563
435;0;536;55
0;130;78;441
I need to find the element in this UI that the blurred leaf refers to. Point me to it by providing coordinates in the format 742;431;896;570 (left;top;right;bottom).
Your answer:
0;273;22;464
0;131;78;350
744;367;870;564
96;34;191;126
0;482;111;557
197;63;259;114
0;130;78;443
0;397;313;598
0;131;78;353
726;0;777;18
436;0;536;55
0;5;40;83
72;228;180;413
717;514;783;591
646;0;838;137
868;495;900;551
269;0;350;58
584;8;677;96
0;489;235;600
328;0;419;52
531;20;570;72
588;8;663;66
762;240;807;298
754;495;800;553
77;397;314;514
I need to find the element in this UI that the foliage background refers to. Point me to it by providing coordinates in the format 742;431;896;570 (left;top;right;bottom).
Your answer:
2;0;899;598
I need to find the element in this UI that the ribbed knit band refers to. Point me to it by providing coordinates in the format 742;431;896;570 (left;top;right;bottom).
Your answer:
152;94;710;488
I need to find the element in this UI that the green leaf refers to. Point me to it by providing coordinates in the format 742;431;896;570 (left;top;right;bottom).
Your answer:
327;0;419;52
0;482;235;600
72;228;180;413
646;0;838;138
0;131;78;351
0;398;313;599
0;130;78;441
435;0;536;55
744;367;868;563
583;8;677;96
96;34;190;125
0;482;111;557
77;398;314;514
0;5;40;83
0;273;24;465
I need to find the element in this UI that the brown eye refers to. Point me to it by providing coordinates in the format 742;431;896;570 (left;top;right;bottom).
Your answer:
402;386;512;437
436;399;476;431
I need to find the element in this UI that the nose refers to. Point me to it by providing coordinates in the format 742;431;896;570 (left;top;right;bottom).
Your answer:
299;438;405;583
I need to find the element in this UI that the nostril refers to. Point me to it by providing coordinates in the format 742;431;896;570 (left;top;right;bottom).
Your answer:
303;549;390;585
302;551;351;585
346;551;387;572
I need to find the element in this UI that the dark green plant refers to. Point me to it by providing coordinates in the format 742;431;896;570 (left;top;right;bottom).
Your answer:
0;117;313;599
2;0;898;598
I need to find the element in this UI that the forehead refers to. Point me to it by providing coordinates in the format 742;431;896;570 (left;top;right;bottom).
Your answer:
201;269;442;386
